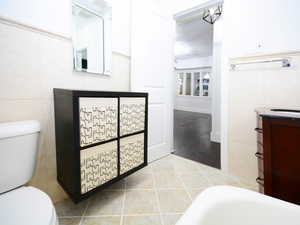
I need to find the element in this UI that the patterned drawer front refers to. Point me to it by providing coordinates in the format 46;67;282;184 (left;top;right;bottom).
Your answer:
79;97;118;147
120;133;144;175
80;141;118;194
120;97;145;136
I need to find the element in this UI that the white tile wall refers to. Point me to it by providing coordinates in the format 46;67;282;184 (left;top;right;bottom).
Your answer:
228;55;300;184
0;21;130;202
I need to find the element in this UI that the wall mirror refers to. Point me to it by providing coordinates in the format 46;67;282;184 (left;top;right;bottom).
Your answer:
72;0;112;75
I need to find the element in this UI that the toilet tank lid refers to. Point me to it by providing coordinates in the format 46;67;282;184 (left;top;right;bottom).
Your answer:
0;120;40;139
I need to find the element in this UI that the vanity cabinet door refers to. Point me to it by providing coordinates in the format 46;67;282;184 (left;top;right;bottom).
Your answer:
79;97;118;147
120;133;145;175
263;117;300;205
80;141;118;194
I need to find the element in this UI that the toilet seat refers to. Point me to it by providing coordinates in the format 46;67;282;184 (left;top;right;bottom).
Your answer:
0;186;57;225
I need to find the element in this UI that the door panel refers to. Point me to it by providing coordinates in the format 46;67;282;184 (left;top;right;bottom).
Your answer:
131;0;174;162
148;105;165;146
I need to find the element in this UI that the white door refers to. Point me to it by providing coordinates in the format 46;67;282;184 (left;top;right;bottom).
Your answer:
131;0;175;162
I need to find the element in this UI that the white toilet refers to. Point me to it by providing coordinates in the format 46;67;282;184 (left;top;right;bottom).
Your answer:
0;120;58;225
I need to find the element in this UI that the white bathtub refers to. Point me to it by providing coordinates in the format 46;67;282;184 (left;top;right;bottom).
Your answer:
176;186;300;225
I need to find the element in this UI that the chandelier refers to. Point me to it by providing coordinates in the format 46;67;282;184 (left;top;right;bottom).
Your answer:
202;5;222;24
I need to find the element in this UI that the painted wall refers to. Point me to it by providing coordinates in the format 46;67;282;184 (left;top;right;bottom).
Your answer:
174;56;212;114
175;55;212;69
0;0;131;202
0;0;72;38
221;0;300;185
0;0;131;56
175;96;211;114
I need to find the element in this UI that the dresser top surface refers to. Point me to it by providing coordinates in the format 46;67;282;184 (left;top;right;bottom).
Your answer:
255;107;300;120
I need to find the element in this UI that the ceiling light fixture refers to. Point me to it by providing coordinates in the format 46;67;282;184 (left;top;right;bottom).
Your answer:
202;4;222;24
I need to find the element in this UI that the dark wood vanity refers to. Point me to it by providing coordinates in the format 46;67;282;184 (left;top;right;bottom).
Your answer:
255;108;300;205
53;89;148;203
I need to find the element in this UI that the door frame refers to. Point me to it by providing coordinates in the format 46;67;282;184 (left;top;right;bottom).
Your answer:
173;0;227;172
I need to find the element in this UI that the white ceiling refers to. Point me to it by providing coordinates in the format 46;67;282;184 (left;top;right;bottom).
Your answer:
175;15;213;59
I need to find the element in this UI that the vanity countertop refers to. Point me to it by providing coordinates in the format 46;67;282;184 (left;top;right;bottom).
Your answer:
255;107;300;120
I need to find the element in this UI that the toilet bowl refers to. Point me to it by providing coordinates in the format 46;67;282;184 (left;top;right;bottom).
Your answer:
0;187;58;225
0;120;58;225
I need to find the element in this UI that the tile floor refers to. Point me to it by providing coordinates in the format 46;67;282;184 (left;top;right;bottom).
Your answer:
56;154;257;225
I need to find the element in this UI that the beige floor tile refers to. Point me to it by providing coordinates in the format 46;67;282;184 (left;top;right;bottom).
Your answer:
58;218;81;225
55;198;88;217
123;215;162;225
124;190;159;214
197;165;222;176
187;188;208;200
162;214;183;225
134;165;153;174
85;190;124;216
151;157;175;173
105;180;125;190
126;173;154;189
154;172;183;189
157;190;191;213
208;173;241;186
172;159;199;174
237;182;259;192
81;216;121;225
179;173;212;189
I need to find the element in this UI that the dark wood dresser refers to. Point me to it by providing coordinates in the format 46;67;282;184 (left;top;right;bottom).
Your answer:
255;108;300;205
53;89;148;203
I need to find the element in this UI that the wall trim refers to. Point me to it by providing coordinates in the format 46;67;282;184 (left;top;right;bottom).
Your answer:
0;16;72;42
0;16;132;59
174;106;211;114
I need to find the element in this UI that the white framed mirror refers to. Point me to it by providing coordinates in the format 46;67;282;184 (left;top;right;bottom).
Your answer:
72;0;112;75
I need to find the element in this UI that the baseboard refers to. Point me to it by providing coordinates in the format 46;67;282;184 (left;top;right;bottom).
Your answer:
210;131;221;143
174;106;211;114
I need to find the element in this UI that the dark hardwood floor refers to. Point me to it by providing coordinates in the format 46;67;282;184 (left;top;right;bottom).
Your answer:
173;110;221;169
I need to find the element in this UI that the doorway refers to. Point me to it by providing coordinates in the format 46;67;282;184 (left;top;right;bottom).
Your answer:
173;7;221;169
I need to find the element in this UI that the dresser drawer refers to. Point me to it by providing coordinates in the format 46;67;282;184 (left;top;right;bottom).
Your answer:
255;114;264;193
257;132;263;147
80;141;118;194
257;158;264;177
79;97;118;147
120;133;145;175
120;98;146;136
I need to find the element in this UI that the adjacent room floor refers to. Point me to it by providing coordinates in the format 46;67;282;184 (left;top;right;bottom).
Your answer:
173;110;220;168
56;155;257;225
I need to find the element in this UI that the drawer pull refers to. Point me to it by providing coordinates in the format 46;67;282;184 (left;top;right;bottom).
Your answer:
255;152;263;159
256;177;264;186
255;128;263;133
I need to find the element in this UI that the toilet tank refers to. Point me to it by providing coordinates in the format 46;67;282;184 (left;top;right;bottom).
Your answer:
0;120;40;193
